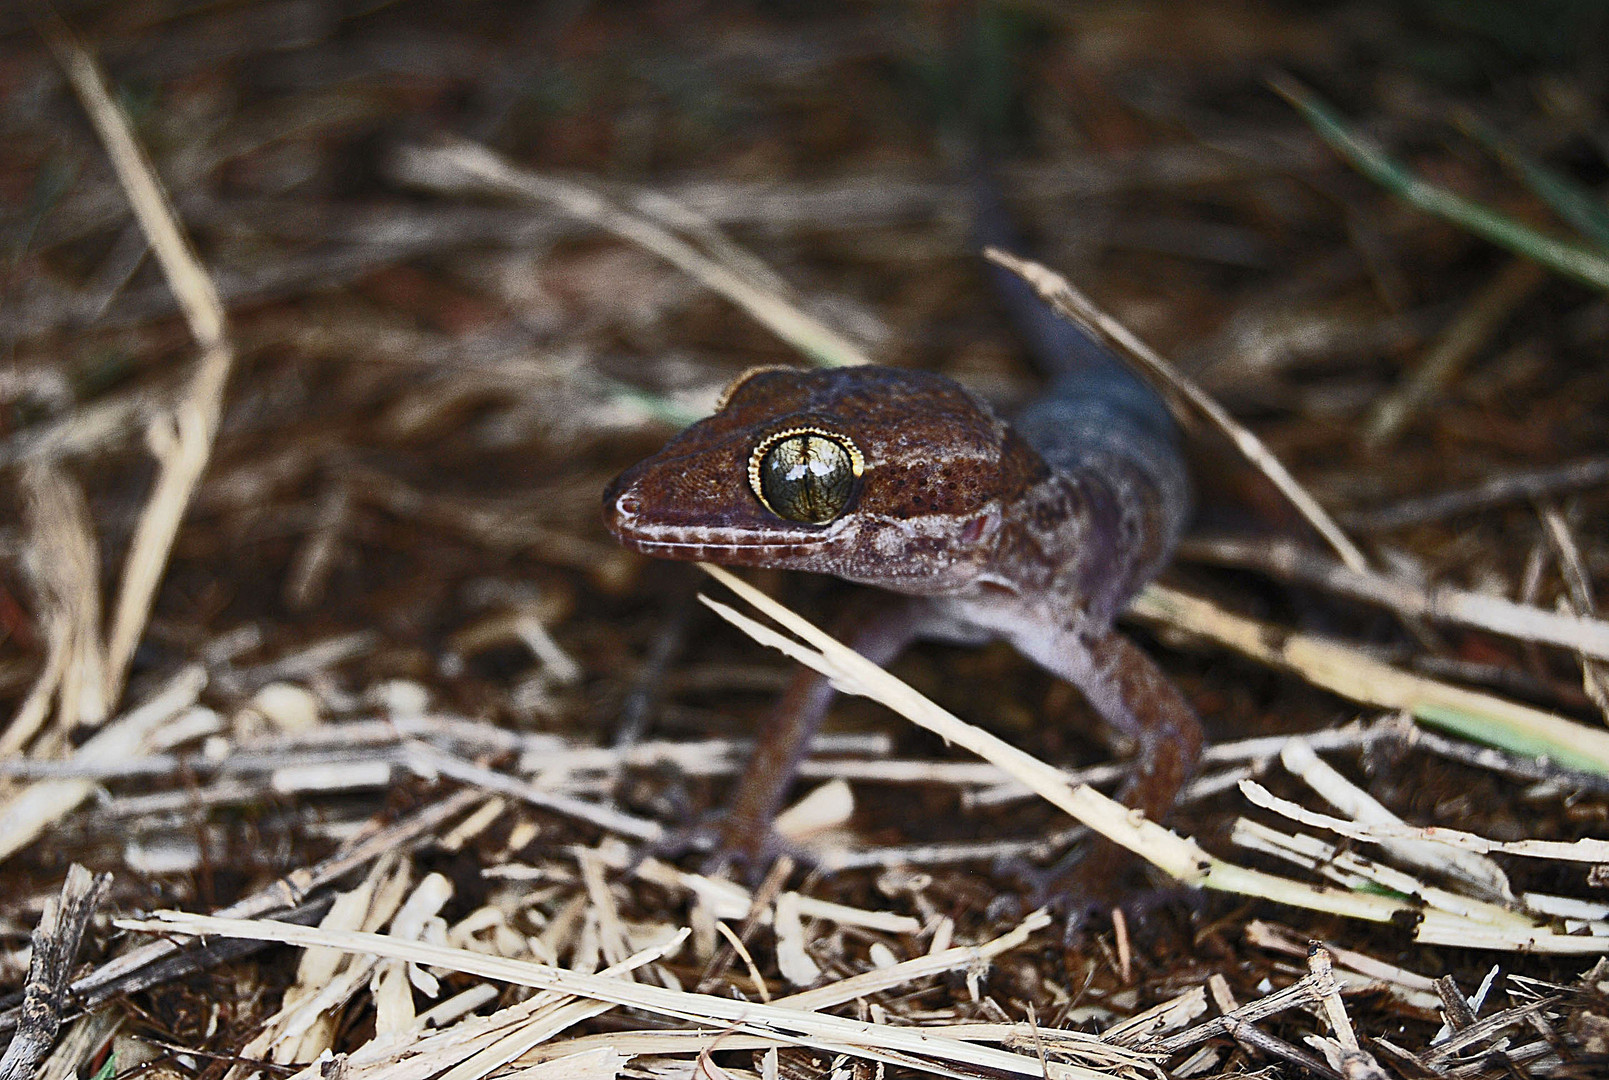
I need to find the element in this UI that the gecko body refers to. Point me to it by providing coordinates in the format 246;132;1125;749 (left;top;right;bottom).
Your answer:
604;263;1201;890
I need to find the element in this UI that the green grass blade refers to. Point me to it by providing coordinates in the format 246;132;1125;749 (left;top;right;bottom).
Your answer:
1274;75;1609;292
1460;114;1609;251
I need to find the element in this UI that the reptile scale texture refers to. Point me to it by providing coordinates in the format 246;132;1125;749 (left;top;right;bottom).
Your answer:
603;249;1203;895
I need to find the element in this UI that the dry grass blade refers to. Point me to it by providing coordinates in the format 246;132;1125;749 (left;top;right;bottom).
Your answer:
1180;534;1609;662
40;19;237;708
1240;778;1609;863
6;465;105;753
1131;583;1609;775
1343;455;1609;531
501;1048;625;1080
0;628;68;765
983;247;1370;573
390;139;873;370
401;744;664;841
39;21;225;347
1277;738;1511;900
776;910;1050;1012
615;852;922;933
19;466;106;732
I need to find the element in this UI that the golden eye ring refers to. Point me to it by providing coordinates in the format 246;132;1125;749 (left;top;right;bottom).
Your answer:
747;427;865;524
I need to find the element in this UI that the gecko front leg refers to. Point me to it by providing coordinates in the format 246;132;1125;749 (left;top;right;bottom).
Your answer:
1075;629;1202;824
709;596;931;874
1006;621;1202;896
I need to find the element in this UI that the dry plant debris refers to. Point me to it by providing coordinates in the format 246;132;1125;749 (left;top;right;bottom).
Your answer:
2;2;1609;1079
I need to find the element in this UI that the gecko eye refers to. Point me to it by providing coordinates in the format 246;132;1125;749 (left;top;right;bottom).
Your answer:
748;428;864;524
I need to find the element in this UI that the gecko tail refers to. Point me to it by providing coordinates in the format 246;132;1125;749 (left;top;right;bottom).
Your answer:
975;174;1182;466
973;169;1188;540
971;170;1173;425
972;180;1112;377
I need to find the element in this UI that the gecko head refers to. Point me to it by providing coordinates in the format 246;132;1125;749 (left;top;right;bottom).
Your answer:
603;365;1049;590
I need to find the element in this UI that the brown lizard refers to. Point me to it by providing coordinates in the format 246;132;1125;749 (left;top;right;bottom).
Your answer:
603;241;1201;898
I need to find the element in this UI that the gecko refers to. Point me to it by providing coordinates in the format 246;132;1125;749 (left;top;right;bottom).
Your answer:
602;236;1201;898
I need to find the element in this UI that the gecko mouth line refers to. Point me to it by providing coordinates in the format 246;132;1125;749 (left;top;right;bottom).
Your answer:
614;535;830;555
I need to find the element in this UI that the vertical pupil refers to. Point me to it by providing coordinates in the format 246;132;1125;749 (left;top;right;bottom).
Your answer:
759;434;851;523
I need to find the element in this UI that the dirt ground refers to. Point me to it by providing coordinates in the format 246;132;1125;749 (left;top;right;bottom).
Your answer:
2;2;1608;1079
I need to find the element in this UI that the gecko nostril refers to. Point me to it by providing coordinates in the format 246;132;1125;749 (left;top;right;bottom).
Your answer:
601;474;640;525
612;492;640;520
